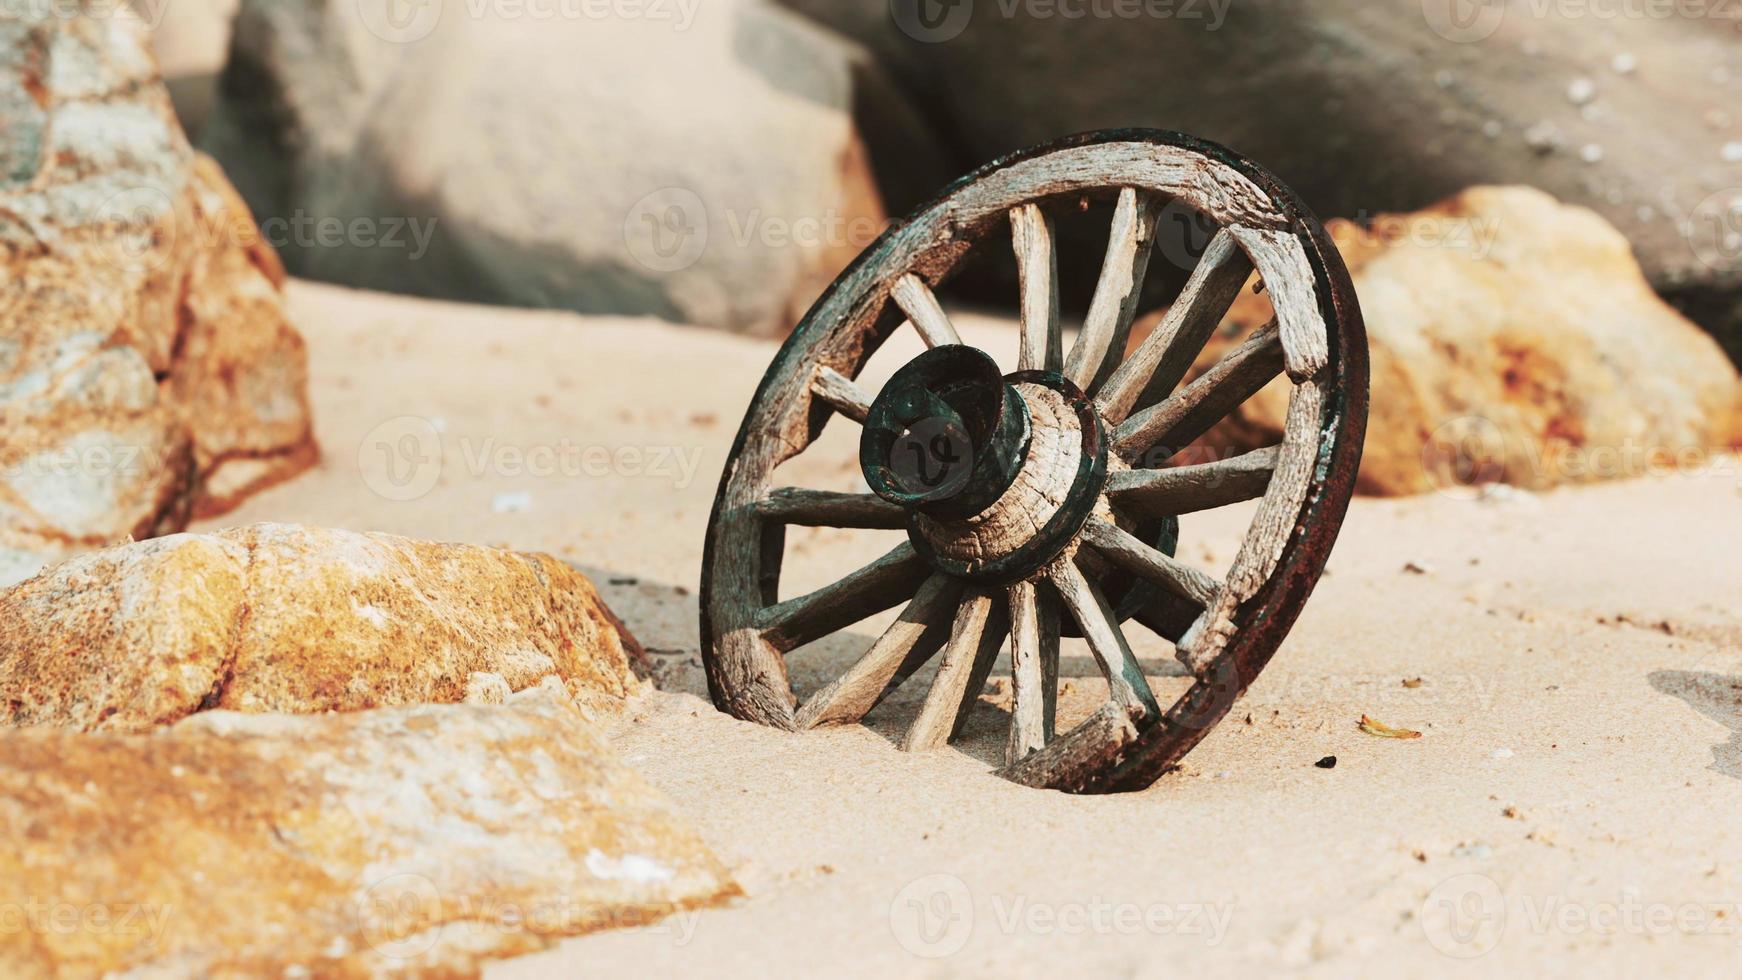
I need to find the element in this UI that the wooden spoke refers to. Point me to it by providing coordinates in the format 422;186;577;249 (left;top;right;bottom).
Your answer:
901;592;1002;752
811;367;872;423
755;542;929;653
1047;560;1161;719
1104;445;1279;517
1112;320;1283;462
1010;204;1062;372
1095;229;1253;423
1005;580;1060;764
1065;188;1161;392
1081;517;1222;607
756;488;908;529
796;573;963;729
890;273;962;348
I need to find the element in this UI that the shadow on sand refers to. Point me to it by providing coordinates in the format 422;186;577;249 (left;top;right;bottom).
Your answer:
1649;670;1742;781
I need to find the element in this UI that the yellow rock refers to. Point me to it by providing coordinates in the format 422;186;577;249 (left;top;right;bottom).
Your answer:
0;8;316;586
1135;186;1742;494
0;524;647;732
0;691;737;977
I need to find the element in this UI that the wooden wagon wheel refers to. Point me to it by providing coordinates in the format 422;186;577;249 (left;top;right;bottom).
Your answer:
700;130;1368;794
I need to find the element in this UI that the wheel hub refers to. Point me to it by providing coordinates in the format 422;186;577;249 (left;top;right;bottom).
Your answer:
860;346;1108;585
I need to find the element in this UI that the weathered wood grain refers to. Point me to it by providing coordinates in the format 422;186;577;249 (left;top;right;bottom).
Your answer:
998;701;1142;790
756;488;908;529
1081;517;1221;607
811;367;873;424
1112;321;1282;461
796;573;962;728
1096;228;1252;422
1228;226;1329;381
901;592;995;752
1104;445;1279;517
1048;560;1161;719
891;274;961;348
1006;580;1060;764
703;134;1305;736
755;543;928;654
1177;380;1325;675
1065;188;1160;391
1011;204;1062;372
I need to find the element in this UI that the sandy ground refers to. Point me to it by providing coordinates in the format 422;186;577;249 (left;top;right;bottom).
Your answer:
203;281;1742;978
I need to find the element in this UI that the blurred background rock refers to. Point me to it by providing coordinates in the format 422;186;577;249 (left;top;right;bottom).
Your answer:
152;0;1742;364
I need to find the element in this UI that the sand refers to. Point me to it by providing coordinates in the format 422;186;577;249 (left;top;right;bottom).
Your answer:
200;281;1742;977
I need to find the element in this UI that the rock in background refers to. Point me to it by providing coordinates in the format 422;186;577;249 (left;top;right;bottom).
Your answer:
200;0;948;336
0;7;317;587
1140;186;1742;494
779;0;1742;363
0;523;649;732
0;690;738;977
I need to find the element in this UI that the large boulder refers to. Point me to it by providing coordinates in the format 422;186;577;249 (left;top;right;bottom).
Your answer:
201;0;946;335
0;6;317;587
779;0;1742;360
0;690;738;977
1135;186;1742;495
0;523;648;732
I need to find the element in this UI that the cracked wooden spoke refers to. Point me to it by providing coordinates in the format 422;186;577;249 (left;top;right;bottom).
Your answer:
1082;518;1221;607
901;592;1000;752
1048;560;1161;719
1065;188;1161;392
811;367;872;423
891;273;961;348
1104;445;1280;517
756;488;908;529
755;542;928;653
1096;229;1253;423
1006;580;1060;764
796;573;963;729
1112;320;1283;462
1011;203;1062;372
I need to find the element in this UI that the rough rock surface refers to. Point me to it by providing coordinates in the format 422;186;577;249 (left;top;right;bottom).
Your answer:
201;0;940;336
781;0;1742;359
1135;186;1742;495
0;523;648;732
0;690;738;977
0;7;317;587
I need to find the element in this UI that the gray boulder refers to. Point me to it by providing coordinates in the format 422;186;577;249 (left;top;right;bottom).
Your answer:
202;0;948;335
780;0;1742;362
